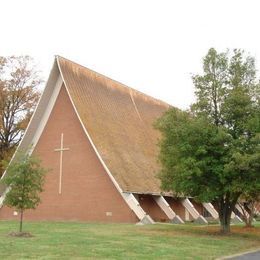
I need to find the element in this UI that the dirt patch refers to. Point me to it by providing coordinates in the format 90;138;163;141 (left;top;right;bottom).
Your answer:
8;231;34;238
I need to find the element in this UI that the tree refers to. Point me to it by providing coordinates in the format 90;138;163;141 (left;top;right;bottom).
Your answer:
156;48;260;234
237;192;260;227
0;56;41;177
1;153;46;233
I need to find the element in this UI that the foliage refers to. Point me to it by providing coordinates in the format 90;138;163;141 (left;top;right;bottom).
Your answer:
1;153;46;232
156;48;260;233
0;56;41;176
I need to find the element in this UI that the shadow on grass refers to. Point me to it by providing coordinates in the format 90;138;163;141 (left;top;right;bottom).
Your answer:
7;231;34;238
137;222;260;241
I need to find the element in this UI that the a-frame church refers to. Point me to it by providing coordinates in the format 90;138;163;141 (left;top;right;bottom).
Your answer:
0;57;241;224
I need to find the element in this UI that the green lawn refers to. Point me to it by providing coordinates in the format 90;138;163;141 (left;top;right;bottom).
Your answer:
0;221;259;259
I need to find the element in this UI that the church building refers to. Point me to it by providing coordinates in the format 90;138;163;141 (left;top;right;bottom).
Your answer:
0;56;240;224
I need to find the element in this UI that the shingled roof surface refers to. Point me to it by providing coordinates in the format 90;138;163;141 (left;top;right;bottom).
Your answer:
57;57;170;194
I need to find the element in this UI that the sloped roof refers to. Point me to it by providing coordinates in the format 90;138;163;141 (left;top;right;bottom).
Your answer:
58;57;170;194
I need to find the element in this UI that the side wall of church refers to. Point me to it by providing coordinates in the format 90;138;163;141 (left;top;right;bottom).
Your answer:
138;194;168;222
0;85;137;223
190;200;203;215
164;197;186;220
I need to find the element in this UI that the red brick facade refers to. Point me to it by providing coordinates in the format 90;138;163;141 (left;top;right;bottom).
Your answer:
0;86;137;223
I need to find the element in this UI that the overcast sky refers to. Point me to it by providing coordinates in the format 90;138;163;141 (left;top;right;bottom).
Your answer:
2;0;260;109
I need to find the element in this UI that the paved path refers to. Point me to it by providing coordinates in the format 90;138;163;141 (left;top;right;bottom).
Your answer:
220;250;260;259
229;250;260;259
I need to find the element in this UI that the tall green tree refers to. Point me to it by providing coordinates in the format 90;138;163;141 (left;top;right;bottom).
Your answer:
0;56;41;177
156;48;260;233
2;153;46;233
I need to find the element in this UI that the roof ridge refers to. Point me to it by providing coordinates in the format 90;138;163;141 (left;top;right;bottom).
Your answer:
56;55;170;108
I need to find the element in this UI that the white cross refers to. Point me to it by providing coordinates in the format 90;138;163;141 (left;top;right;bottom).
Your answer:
54;133;69;194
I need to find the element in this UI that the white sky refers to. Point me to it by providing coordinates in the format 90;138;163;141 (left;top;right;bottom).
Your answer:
2;0;260;109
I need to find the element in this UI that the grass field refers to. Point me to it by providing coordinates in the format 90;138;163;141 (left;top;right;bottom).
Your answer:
0;221;259;259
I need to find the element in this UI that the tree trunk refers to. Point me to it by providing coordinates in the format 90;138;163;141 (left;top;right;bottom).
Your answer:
218;194;240;234
219;197;233;234
219;211;231;233
19;209;23;233
244;202;254;228
246;216;254;227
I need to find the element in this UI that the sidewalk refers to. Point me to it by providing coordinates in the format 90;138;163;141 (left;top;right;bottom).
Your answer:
218;249;260;259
